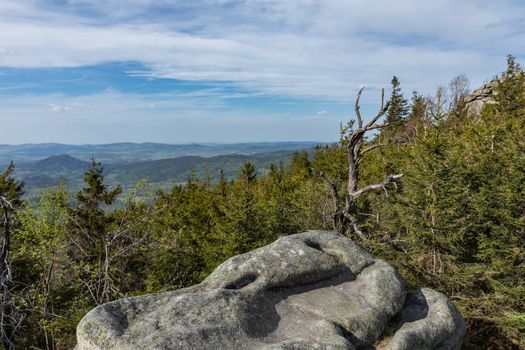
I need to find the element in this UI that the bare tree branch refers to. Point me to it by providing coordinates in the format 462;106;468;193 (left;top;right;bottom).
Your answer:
351;174;404;199
365;122;392;131
0;197;13;211
355;86;366;128
365;88;390;128
313;86;403;240
361;143;386;155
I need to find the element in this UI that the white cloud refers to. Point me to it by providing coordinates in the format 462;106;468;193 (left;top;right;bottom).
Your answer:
0;0;523;100
49;103;73;112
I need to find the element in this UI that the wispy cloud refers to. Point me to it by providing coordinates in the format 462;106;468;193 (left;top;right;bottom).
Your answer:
49;103;73;112
0;89;347;144
0;0;523;99
0;0;523;143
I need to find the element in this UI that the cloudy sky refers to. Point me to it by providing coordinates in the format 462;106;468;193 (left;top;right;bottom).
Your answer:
0;0;523;144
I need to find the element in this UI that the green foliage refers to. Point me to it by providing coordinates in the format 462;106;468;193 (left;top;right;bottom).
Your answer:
216;163;264;259
14;185;75;348
358;93;524;347
0;162;24;209
145;179;214;289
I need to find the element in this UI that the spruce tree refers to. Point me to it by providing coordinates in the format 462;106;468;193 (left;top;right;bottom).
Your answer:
384;76;409;137
68;157;122;304
495;54;525;116
72;157;121;248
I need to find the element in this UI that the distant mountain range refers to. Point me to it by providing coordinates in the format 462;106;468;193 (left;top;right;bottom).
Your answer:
0;142;319;164
0;142;322;198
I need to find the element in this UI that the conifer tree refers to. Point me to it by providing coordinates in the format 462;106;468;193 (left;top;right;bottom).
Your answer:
239;162;257;183
384;76;409;137
68;157;122;304
290;151;311;180
262;163;300;240
216;162;263;259
495;54;525;116
145;178;209;291
70;157;121;252
403;91;429;141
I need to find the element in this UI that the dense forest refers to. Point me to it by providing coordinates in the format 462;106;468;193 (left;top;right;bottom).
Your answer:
0;56;524;349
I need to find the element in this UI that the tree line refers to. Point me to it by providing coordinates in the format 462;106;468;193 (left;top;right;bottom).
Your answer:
0;56;523;349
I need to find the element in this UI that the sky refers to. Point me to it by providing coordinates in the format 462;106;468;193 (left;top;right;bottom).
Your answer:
0;0;524;144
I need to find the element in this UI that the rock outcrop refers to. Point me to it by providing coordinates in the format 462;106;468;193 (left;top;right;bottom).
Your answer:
76;230;466;350
465;80;498;116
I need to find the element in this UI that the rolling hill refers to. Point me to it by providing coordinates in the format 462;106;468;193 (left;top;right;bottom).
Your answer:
1;142;319;197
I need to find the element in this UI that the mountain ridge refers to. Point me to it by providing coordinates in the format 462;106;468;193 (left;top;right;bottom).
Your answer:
4;143;317;197
0;141;322;165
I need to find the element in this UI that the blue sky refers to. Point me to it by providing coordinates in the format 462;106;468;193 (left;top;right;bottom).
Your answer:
0;0;524;144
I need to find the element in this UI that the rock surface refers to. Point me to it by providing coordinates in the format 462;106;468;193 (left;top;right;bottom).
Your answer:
76;231;466;350
465;80;498;116
379;288;466;350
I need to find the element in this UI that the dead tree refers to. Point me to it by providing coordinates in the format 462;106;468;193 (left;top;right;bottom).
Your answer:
0;196;15;350
316;87;403;240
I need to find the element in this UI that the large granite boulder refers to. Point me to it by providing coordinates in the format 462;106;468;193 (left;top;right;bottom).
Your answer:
76;230;465;350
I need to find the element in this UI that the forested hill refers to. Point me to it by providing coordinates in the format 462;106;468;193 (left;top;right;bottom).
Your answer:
6;147;314;197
